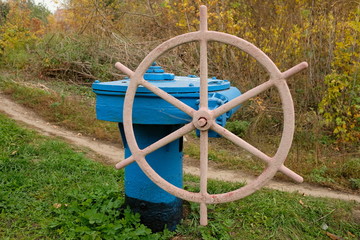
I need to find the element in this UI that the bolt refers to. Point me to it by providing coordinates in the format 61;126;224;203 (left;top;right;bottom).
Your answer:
140;202;147;209
198;117;207;127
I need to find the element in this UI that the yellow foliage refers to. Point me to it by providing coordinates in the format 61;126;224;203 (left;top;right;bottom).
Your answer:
319;8;360;143
48;0;126;36
0;0;45;56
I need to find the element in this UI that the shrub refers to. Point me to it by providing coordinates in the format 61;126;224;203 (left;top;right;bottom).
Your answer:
319;11;360;143
0;0;49;68
341;158;360;179
225;120;250;137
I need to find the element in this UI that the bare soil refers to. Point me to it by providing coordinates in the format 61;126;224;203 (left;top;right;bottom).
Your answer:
1;93;359;203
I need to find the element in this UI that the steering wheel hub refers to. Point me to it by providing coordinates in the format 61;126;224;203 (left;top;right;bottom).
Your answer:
193;109;212;130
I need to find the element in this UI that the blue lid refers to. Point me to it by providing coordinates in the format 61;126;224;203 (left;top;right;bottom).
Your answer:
93;76;230;94
93;64;230;94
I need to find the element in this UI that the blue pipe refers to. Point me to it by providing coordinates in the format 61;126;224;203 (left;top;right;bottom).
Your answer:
119;123;183;231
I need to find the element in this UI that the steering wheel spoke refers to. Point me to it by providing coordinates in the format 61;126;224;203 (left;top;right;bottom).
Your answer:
211;123;303;182
212;80;274;118
115;155;136;169
115;62;196;117
199;129;209;225
140;80;196;117
116;122;195;169
281;62;309;79
141;122;195;157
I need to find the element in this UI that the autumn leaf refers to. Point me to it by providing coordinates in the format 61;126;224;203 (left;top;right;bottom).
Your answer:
326;232;344;240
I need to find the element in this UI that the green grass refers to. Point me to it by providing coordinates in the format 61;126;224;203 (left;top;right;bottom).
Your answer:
0;113;359;239
0;113;171;239
181;175;360;240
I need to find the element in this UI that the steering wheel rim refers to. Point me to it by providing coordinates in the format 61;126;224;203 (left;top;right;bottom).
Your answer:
118;5;307;225
123;35;294;203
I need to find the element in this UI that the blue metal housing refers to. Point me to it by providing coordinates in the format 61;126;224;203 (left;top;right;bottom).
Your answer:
93;77;241;127
92;64;241;231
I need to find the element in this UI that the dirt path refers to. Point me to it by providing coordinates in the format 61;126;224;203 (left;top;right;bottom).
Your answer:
1;93;359;203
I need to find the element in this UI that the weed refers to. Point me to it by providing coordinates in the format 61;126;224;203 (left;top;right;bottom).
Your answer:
349;179;360;190
309;166;335;184
341;158;360;179
47;192;170;239
225;120;250;137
